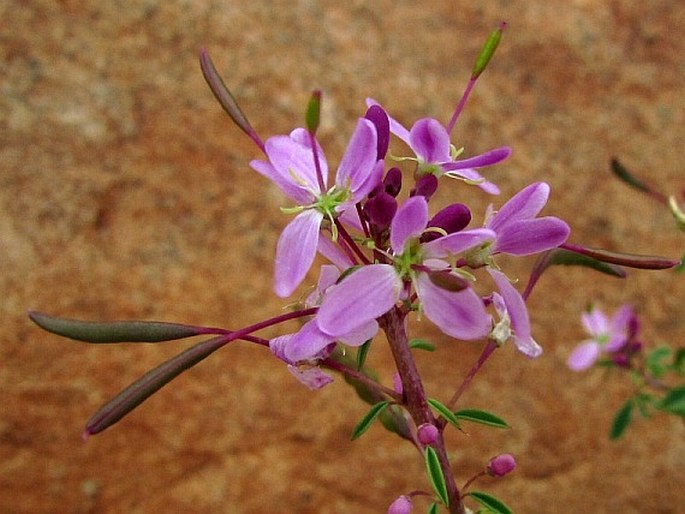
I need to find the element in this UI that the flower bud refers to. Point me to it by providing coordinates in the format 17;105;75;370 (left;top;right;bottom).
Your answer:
417;423;439;445
422;203;472;242
387;495;412;514
410;174;438;200
486;453;516;477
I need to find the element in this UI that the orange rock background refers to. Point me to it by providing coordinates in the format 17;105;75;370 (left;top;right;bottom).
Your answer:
3;1;684;513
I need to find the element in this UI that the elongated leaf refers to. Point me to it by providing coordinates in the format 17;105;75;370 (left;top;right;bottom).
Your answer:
610;158;652;194
409;338;436;352
561;244;677;270
455;409;510;429
29;311;204;343
356;340;372;370
610;398;634;439
427;502;439;514
424;446;449;507
351;401;391;441
427;398;461;430
467;491;513;514
656;385;685;417
84;335;229;438
646;346;672;378
545;249;627;277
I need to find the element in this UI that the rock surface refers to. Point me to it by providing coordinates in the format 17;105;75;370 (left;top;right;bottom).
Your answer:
3;1;684;513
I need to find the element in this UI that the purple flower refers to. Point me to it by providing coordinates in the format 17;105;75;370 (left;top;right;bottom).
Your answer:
567;305;636;371
367;99;510;194
312;196;495;354
250;119;383;297
487;453;517;477
484;182;570;256
387;495;413;514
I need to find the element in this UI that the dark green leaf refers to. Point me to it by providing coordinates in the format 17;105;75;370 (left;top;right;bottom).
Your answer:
29;311;203;343
427;398;461;430
467;491;513;514
427;502;439;514
351;401;391;441
455;409;510;429
409;338;436;351
610;398;634;439
356;340;372;371
84;335;229;437
610;158;652;194
671;346;685;373
646;346;672;378
656;385;685;417
424;446;449;507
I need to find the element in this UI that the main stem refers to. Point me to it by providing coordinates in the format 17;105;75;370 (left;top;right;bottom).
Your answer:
381;307;465;514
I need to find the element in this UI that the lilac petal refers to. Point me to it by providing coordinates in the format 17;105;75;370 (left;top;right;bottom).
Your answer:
349;160;384;203
494;217;570;256
567;341;601;371
337;319;379;346
336;118;378;190
390;196;429;254
317;264;401;336
274;209;324;298
488;182;550;233
415;273;491;340
409;118;451;163
305;264;342;307
581;308;609;338
443;146;512;170
250;159;313;205
489;268;542;357
287;365;334;390
270;333;294;363
317;235;354;270
262;135;326;196
366;98;411;146
423;228;496;259
285;319;335;362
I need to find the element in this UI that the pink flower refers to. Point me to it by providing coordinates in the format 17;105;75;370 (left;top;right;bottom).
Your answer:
250;119;383;297
567;305;636;371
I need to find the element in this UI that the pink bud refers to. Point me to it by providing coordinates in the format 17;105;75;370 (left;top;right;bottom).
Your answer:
387;495;412;514
417;423;439;445
487;453;516;477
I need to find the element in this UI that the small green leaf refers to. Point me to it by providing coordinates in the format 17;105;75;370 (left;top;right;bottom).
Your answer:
424;446;449;507
656;385;685;417
673;347;685;372
351;401;391;441
29;311;203;343
427;398;461;430
455;409;510;429
646;346;672;378
467;491;513;514
409;338;436;351
610;398;634;439
610;158;652;194
356;340;372;370
427;502;439;514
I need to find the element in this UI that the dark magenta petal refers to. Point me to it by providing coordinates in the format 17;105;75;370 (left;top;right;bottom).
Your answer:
422;203;472;242
365;105;390;160
364;191;397;229
410;174;438;200
384;167;403;197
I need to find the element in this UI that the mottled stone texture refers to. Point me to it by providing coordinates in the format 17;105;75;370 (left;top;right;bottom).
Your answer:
2;1;684;513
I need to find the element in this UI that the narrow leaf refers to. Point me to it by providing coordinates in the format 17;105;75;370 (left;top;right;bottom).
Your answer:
29;311;204;343
356;340;372;371
84;335;230;438
561;243;678;270
656;385;685;417
424;446;449;507
645;346;672;378
409;338;436;351
427;398;461;430
467;491;513;514
455;409;510;429
610;398;634;439
351;401;391;441
610;158;652;194
427;502;439;514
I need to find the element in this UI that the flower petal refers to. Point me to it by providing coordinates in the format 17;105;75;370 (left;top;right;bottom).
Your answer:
337;319;379;346
390;196;429;254
441;146;512;170
366;98;411;146
317;264;401;336
488;182;550;233
285;319;335;362
250;158;313;205
423;228;496;259
287;365;334;390
581;308;609;337
409;118;451;163
274;209;324;297
261;134;325;197
336;118;378;191
567;341;601;371
415;273;491;340
489;268;542;357
493;217;570;255
444;168;500;194
317;235;355;270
